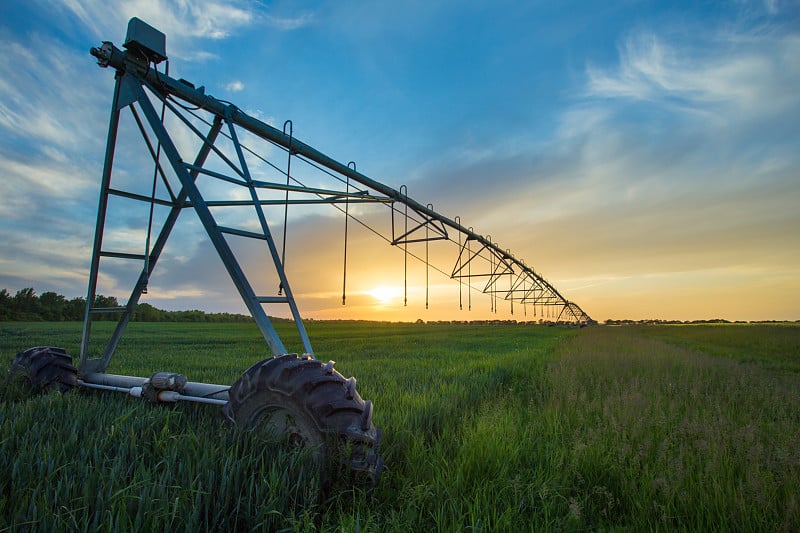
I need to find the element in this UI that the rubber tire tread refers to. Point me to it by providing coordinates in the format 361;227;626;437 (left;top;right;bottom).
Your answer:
8;346;77;393
223;354;382;479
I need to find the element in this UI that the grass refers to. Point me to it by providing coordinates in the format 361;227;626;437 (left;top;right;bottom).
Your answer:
1;321;799;531
541;326;799;531
627;323;800;372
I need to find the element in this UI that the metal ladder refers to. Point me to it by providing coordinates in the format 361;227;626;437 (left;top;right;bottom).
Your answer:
79;70;311;374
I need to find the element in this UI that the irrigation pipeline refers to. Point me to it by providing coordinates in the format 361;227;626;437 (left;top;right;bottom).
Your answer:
77;375;230;406
91;43;591;323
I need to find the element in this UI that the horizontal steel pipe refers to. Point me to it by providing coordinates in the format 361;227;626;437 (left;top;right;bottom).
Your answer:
82;372;231;401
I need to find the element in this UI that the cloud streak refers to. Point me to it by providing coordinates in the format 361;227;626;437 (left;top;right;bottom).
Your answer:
265;12;315;31
225;80;244;92
50;0;256;42
586;29;800;119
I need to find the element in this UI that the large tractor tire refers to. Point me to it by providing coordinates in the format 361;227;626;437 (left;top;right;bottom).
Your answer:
222;354;383;481
8;346;77;394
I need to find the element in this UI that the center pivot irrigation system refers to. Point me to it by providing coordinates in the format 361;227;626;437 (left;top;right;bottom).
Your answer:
11;19;592;481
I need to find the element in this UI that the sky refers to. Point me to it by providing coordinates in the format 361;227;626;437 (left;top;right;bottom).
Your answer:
0;0;798;323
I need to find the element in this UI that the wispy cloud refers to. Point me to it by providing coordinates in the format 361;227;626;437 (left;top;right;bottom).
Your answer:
763;0;780;15
265;12;315;31
0;36;107;151
0;32;107;272
225;80;244;92
47;0;258;58
586;29;800;118
51;0;315;49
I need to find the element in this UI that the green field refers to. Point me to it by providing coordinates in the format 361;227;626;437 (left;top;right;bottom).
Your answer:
1;322;798;531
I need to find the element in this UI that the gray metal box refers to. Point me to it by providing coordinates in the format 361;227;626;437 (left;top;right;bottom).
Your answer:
124;17;167;63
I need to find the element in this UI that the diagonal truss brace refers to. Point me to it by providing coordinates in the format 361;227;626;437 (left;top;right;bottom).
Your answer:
390;203;449;245
451;239;514;293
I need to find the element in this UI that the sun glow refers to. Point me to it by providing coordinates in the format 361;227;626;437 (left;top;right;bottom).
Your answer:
368;285;403;305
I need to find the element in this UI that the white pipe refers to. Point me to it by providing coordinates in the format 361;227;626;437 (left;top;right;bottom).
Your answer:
82;373;230;401
77;378;228;406
156;390;227;405
77;379;135;394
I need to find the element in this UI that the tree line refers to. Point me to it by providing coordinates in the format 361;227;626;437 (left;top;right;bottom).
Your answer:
0;288;252;323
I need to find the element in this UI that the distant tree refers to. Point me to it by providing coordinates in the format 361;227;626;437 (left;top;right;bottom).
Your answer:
133;302;164;322
93;294;120;321
39;291;67;321
0;288;252;323
0;289;11;320
13;288;42;320
64;297;86;321
184;310;207;322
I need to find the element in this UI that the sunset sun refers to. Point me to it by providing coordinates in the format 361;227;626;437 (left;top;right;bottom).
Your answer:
368;286;403;305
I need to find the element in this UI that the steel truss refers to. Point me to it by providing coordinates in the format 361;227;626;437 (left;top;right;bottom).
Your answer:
80;37;591;372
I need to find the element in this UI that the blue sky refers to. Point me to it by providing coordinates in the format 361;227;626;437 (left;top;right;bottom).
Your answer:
0;0;798;321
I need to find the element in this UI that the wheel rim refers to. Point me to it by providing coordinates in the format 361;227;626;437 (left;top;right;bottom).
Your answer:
250;404;325;452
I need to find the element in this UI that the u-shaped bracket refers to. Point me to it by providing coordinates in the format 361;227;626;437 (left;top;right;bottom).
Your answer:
283;120;293;147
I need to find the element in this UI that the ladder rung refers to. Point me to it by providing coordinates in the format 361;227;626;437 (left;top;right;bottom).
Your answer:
100;251;147;260
108;188;175;207
256;296;289;304
183;163;247;186
218;226;267;240
90;306;127;313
